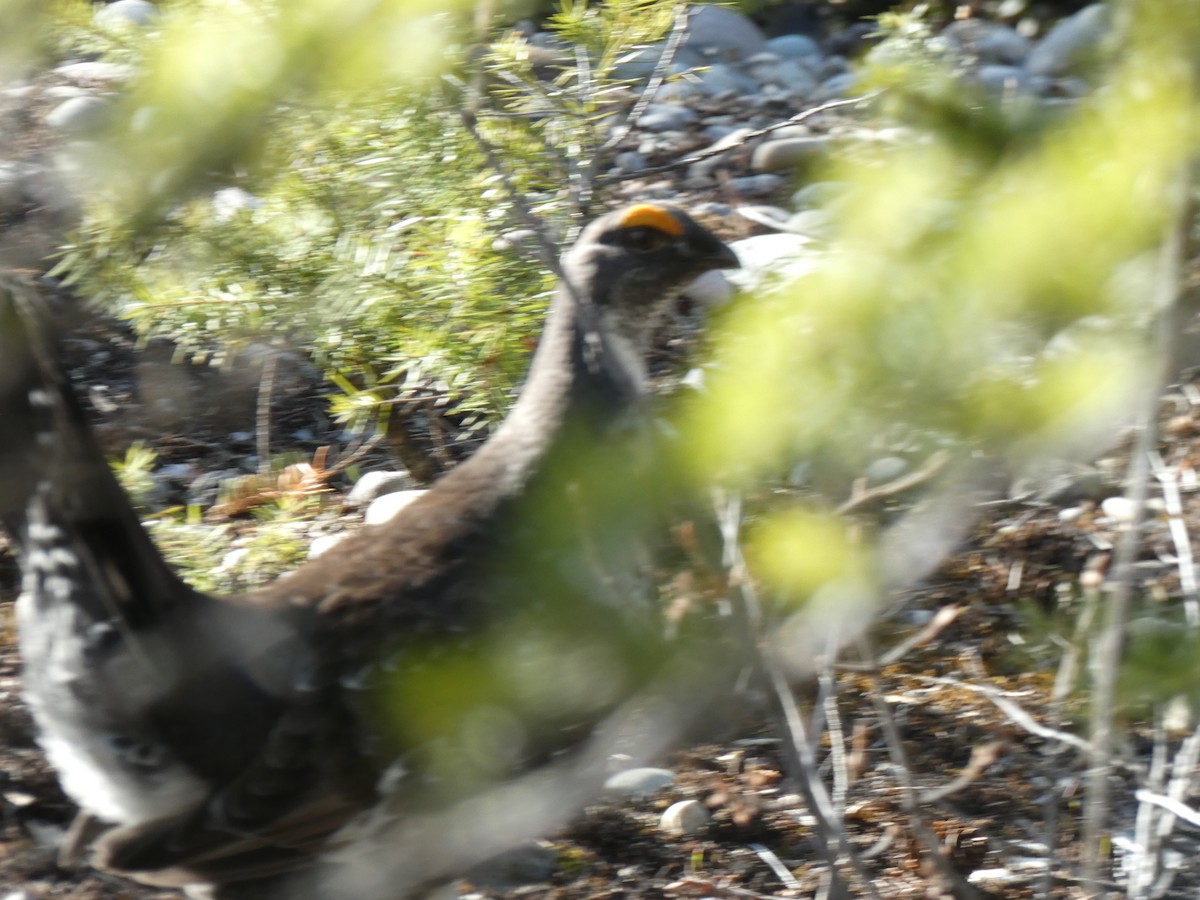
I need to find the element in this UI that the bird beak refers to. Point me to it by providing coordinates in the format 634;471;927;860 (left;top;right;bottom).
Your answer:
695;236;740;271
711;241;741;270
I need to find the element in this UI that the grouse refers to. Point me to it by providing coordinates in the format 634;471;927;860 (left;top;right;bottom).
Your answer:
0;203;739;898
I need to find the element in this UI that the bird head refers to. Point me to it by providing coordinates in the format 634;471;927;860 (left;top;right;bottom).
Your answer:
562;203;740;337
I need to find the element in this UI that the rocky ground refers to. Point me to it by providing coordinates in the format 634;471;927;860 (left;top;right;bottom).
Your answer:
4;2;1200;899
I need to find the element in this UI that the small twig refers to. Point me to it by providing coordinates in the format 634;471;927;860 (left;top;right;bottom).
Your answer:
855;638;983;900
747;843;802;890
1083;163;1192;893
917;740;1007;805
714;489;880;900
1128;714;1169;899
1051;565;1104;706
601;4;691;154
570;41;597;207
915;674;1094;755
837;450;950;516
1149;452;1199;625
255;351;277;474
817;660;850;810
836;603;962;672
1134;789;1200;830
323;431;386;479
455;92;568;280
599;92;880;186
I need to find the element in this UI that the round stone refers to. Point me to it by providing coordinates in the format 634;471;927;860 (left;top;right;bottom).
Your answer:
365;489;428;525
866;456;909;485
45;96;109;133
750;136;830;173
682;5;767;61
766;34;822;62
1026;3;1110;77
604;767;675;798
684;269;735;306
308;533;348;560
94;0;159;29
347;471;415;506
660;799;710;836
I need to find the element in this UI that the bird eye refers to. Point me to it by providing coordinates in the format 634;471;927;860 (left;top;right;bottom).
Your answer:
620;226;669;253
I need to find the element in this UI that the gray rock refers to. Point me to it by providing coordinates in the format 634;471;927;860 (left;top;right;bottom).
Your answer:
975;64;1036;94
613;150;647;174
365;489;428;525
465;842;559;889
670;46;709;71
750;135;830;173
942;19;1031;65
44;85;89;101
702;122;740;141
0;162;32;214
730;173;782;197
1026;3;1110;77
685;269;735;306
94;0;159;28
52;61;135;83
45;96;109;133
813;71;858;102
212;187;262;222
745;51;782;75
735;204;793;231
687;126;754;179
766;124;815;141
347;471;415;506
308;533;348;560
492;228;538;252
612;43;664;82
604;767;675;798
638;103;698;132
725;233;822;293
766;33;823;63
867;456;909;484
693;200;734;218
0;156;82;268
697;63;759;97
1045;75;1090;99
746;56;817;95
790;181;850;209
784;208;834;240
683;5;767;61
817;55;850;79
651;77;701;103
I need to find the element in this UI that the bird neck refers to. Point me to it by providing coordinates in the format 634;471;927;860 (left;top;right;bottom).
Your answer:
463;283;649;498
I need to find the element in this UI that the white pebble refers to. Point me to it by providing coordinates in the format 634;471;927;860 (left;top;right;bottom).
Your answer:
660;799;709;836
603;767;675;798
308;533;348;559
365;489;428;525
1100;496;1137;523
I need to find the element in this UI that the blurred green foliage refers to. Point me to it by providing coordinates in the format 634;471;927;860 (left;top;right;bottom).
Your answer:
690;2;1198;617
49;0;678;438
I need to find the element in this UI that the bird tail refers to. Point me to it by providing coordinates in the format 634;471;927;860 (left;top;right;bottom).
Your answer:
0;276;193;621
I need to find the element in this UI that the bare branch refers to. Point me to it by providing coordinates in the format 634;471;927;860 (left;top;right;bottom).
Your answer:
856;638;984;900
1083;163;1193;892
600;4;692;154
598;93;880;186
837;450;950;516
713;489;881;900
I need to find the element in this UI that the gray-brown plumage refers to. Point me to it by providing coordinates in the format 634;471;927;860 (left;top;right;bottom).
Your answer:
0;204;738;897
